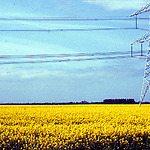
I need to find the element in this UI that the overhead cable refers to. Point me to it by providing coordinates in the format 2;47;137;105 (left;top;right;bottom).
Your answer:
0;51;143;59
0;55;145;65
0;17;149;21
138;28;149;31
0;28;138;32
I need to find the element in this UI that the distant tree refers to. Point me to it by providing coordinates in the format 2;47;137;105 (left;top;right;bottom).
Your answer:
103;99;135;104
126;99;135;104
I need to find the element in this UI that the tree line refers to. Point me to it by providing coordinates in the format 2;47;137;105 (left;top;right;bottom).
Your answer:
103;99;135;104
1;99;148;105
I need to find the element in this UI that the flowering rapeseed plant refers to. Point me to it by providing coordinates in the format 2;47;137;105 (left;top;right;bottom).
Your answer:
0;104;150;149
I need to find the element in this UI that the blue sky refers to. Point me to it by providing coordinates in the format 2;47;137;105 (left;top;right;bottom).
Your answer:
0;0;150;103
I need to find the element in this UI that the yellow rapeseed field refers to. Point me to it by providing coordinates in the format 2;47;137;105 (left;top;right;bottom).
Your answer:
0;104;150;149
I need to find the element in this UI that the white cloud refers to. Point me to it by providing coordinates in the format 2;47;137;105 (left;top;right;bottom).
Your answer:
83;0;150;10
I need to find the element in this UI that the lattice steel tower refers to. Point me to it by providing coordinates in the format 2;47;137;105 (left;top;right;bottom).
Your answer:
130;3;150;107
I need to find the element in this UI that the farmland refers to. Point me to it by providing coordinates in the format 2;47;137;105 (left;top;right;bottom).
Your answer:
0;104;150;149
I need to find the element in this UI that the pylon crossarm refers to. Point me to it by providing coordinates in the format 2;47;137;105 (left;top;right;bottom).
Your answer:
130;3;150;16
131;31;150;45
130;9;150;17
140;3;150;11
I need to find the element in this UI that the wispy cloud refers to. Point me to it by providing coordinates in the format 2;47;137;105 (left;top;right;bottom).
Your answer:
83;0;150;10
0;66;70;81
0;18;114;30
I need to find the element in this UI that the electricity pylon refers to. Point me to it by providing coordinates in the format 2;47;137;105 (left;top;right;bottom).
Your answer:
130;2;150;107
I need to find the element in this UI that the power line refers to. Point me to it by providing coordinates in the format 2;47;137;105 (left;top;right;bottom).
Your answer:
0;17;149;21
0;51;143;59
138;28;149;31
0;16;147;32
0;28;139;32
0;51;146;65
0;54;145;65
